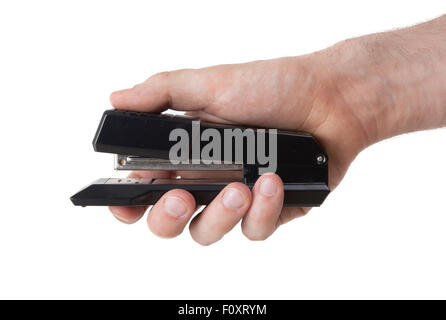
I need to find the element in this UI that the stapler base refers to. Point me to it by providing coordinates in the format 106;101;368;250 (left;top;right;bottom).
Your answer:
71;178;329;207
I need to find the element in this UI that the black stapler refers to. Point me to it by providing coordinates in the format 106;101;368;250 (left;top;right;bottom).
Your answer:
71;110;330;206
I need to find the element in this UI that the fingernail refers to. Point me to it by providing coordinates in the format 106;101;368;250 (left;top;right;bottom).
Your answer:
260;178;277;196
164;196;188;218
222;188;245;210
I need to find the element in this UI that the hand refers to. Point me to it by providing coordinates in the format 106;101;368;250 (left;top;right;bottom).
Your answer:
108;54;365;245
108;15;446;244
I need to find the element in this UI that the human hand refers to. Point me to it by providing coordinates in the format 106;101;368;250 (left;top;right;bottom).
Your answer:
108;15;446;244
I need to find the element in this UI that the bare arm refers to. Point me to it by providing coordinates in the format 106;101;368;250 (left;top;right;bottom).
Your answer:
109;15;446;245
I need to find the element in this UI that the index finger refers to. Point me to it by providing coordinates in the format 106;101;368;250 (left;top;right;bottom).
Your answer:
110;68;220;112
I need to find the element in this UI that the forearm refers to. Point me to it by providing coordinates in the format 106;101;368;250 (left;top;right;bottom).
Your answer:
320;15;446;147
371;15;446;137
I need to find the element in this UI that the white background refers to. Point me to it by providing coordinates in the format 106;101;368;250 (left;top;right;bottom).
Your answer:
0;0;445;299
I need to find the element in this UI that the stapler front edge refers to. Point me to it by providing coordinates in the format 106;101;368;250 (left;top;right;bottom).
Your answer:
70;110;330;207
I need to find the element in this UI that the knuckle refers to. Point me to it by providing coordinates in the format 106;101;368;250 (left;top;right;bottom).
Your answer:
147;71;170;83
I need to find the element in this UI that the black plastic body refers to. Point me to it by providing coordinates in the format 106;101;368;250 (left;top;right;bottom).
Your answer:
71;178;329;207
70;110;330;206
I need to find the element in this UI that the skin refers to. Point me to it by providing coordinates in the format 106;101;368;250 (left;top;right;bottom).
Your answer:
109;15;446;245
